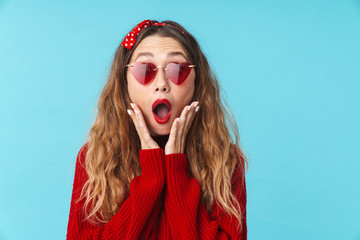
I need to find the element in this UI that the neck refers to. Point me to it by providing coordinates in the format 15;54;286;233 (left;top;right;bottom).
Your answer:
152;134;169;150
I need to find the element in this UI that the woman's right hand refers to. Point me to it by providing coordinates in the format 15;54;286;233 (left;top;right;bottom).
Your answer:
127;103;160;150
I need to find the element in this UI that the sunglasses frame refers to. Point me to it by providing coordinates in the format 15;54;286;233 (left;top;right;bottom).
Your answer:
125;62;196;85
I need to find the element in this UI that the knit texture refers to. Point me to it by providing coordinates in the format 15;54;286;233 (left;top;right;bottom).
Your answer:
66;143;247;239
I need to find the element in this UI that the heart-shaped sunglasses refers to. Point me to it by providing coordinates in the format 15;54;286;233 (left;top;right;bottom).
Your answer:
125;62;196;85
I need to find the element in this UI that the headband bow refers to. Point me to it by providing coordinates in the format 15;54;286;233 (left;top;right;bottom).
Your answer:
121;19;185;50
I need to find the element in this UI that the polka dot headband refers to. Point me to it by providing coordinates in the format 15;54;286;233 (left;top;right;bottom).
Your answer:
121;19;186;50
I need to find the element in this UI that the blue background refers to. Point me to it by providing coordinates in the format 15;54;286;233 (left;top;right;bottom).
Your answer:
0;0;359;239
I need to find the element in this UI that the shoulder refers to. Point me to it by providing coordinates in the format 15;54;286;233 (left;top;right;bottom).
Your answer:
69;142;90;204
230;144;247;197
231;144;246;181
75;142;89;171
74;142;90;187
76;142;89;166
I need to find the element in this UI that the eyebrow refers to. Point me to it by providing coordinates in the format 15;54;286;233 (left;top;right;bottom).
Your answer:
134;51;188;61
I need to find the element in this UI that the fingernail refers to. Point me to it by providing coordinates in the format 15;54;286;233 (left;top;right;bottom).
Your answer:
177;118;180;122
195;106;200;112
127;109;132;115
139;122;143;128
187;105;191;111
194;102;199;108
134;109;139;114
130;103;135;109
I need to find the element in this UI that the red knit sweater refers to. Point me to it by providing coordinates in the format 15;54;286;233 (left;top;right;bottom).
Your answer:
66;143;247;239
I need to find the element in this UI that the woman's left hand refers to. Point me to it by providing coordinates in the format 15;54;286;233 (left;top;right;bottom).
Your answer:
165;101;199;155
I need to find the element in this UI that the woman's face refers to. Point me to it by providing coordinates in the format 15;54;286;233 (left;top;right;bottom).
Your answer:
127;35;196;136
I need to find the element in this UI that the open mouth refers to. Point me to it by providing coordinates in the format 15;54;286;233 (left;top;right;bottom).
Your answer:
152;99;172;124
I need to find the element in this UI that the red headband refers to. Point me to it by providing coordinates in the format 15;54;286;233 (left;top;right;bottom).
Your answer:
121;19;185;50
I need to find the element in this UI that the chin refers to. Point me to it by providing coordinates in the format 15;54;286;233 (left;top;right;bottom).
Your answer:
149;124;171;136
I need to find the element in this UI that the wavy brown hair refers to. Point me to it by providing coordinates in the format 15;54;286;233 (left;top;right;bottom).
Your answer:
78;20;249;231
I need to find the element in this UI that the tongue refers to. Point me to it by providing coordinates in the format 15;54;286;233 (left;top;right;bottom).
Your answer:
154;104;170;119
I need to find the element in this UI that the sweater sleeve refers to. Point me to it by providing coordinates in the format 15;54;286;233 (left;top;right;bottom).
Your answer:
164;153;247;240
66;144;166;240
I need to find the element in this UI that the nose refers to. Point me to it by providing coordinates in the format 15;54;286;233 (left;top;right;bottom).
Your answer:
153;66;170;93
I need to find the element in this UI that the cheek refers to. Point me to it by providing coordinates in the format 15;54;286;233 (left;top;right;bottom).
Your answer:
182;73;195;100
174;78;195;110
127;81;137;102
127;74;143;102
127;77;152;116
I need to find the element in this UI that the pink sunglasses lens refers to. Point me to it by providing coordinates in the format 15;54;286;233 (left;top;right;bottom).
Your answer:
167;62;192;85
130;62;157;85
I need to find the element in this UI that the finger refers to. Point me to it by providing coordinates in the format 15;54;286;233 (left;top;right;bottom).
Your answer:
127;108;142;137
177;104;192;139
131;103;159;149
185;101;199;124
166;117;180;154
131;103;149;134
128;107;152;149
129;103;146;141
131;103;144;130
183;101;199;134
166;102;199;154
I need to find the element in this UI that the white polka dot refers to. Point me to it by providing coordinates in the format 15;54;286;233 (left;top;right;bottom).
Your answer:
130;43;133;46
126;38;128;41
125;43;128;46
130;38;133;41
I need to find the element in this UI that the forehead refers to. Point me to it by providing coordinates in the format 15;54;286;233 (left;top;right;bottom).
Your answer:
131;35;188;61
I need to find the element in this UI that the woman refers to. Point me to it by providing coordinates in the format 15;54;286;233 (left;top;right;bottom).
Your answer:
67;19;248;239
